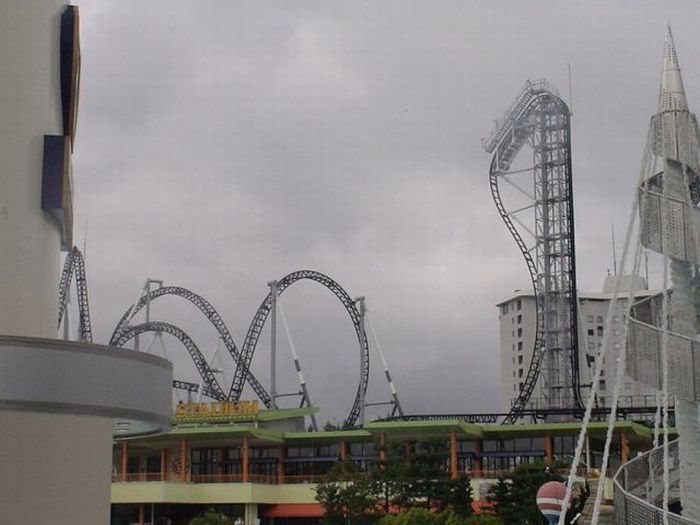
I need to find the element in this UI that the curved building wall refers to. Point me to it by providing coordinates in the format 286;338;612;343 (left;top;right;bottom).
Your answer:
0;0;63;338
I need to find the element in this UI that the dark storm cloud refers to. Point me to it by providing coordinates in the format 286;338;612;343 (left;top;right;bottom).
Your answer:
71;0;700;422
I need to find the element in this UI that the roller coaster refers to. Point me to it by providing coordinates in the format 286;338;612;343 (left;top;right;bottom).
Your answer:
484;79;582;423
58;256;404;429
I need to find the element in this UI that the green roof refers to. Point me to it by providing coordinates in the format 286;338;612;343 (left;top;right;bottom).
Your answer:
364;419;483;438
284;430;371;444
481;420;652;439
172;406;317;425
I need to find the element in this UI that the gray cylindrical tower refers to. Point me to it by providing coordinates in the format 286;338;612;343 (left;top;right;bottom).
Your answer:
0;3;172;523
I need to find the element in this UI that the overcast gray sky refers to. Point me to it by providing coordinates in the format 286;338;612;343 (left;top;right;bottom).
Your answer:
70;1;700;424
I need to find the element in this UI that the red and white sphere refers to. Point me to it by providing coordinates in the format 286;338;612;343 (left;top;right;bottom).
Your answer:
536;481;568;523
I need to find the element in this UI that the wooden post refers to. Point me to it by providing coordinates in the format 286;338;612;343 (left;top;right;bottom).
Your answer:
180;440;188;483
620;432;630;465
277;445;285;484
242;436;249;483
379;433;387;463
545;434;554;464
138;504;144;525
120;442;128;482
160;448;168;482
474;439;483;476
339;440;347;461
450;431;458;480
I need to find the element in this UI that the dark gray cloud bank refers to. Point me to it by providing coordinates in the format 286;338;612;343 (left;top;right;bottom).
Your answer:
71;1;700;423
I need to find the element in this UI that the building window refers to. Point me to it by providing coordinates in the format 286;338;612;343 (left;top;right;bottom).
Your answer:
587;341;595;350
518;369;523;378
517;299;522;310
517;328;523;338
519;382;524;390
599;380;606;390
597;326;604;337
518;342;523;351
597;316;604;323
517;314;522;324
501;305;508;315
518;355;523;365
600;369;605;376
587;315;594;323
587;329;594;336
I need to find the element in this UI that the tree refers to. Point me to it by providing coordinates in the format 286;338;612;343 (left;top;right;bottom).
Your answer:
490;461;587;525
372;440;412;513
315;460;382;525
188;509;237;525
378;507;440;525
316;438;475;524
403;439;473;515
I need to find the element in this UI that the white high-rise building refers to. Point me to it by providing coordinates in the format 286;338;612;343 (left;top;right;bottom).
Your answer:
497;274;660;413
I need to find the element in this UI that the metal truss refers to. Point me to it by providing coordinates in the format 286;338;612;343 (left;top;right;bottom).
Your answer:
109;285;272;406
57;246;92;342
380;405;675;426
112;321;227;401
109;272;376;429
484;80;581;423
230;270;370;429
172;379;219;399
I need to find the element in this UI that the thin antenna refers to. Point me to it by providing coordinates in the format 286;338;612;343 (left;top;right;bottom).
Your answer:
611;223;618;276
568;64;574;115
82;220;88;263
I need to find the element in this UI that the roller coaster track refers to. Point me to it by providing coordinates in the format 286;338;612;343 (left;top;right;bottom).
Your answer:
485;80;582;423
112;321;227;401
109;286;272;406
109;271;375;428
230;270;370;429
57;247;92;343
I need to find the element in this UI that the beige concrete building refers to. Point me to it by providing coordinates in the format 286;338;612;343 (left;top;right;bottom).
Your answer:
497;275;660;413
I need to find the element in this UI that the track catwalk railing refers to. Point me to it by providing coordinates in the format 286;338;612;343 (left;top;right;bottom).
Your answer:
614;440;699;525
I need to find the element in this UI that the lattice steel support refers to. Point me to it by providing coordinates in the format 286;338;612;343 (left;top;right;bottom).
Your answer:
485;80;581;422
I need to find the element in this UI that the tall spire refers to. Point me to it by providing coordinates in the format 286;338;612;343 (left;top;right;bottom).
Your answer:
658;24;688;112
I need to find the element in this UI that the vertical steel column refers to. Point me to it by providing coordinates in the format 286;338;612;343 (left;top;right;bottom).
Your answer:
268;280;278;409
357;296;367;426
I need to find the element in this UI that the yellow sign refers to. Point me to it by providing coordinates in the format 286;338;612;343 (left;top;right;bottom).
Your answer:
175;400;260;418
